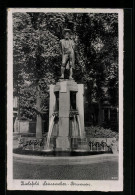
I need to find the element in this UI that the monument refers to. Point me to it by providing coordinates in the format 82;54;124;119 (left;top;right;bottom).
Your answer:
17;29;89;153
16;29;113;155
45;29;89;152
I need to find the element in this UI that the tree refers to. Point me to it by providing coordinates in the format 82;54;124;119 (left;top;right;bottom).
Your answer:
13;12;118;122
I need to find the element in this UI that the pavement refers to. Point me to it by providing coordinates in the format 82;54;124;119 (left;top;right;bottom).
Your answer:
13;158;118;180
13;153;118;180
13;138;118;180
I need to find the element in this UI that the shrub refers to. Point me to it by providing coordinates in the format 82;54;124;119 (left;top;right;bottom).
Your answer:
85;126;119;139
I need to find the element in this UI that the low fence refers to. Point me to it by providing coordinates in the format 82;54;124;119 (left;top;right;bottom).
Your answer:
17;136;118;154
71;137;118;153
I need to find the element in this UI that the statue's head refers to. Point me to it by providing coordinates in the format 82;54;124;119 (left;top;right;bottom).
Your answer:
63;29;71;40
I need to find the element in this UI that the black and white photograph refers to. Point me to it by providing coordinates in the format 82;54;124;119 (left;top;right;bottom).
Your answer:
7;8;123;191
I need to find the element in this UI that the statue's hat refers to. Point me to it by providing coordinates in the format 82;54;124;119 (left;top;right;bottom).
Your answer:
63;28;72;35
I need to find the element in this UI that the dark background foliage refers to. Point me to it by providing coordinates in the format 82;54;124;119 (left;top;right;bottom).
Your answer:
13;12;118;121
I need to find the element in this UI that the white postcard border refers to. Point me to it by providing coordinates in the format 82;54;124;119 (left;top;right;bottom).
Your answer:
7;8;123;191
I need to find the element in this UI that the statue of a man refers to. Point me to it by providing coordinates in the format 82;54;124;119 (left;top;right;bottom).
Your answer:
60;29;75;79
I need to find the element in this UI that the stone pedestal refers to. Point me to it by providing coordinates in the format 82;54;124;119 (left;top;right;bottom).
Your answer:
49;79;85;151
56;80;71;151
36;89;42;138
36;114;42;138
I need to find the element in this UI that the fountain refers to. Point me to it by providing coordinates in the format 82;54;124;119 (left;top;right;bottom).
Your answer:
15;29;113;156
44;79;89;153
16;79;113;156
43;28;89;153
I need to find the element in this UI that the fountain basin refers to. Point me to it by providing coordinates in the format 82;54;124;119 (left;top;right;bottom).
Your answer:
13;148;112;157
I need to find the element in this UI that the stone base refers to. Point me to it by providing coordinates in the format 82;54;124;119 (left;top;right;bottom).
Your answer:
56;136;71;151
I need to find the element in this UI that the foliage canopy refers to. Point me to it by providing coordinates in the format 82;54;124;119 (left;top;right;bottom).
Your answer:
13;12;118;121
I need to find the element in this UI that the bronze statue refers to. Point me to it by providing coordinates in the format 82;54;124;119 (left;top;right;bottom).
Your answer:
60;29;75;79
